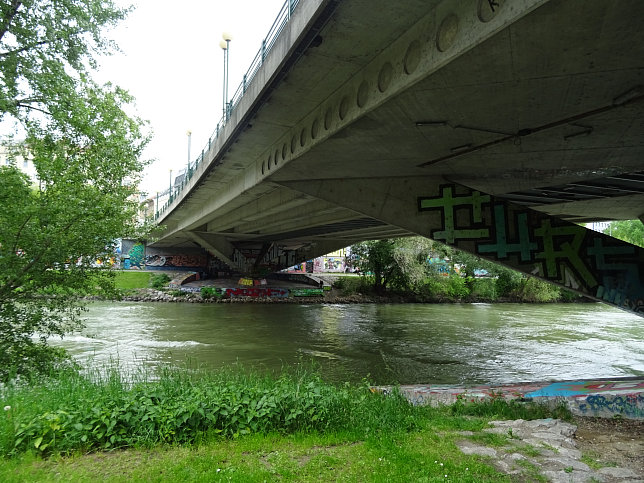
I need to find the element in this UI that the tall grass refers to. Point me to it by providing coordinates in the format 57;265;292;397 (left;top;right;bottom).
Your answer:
0;363;572;459
0;363;416;457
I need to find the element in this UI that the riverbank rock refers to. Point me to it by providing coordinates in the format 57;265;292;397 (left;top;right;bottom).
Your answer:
456;418;643;482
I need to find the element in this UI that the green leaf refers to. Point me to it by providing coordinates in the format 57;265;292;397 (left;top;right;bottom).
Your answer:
33;436;43;449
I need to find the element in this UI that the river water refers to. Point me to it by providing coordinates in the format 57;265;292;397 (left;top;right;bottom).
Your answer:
53;302;643;385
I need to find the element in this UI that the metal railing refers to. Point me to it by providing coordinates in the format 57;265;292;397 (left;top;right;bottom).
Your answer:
154;0;301;221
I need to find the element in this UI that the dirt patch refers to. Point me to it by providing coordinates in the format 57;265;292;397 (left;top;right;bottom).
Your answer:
574;417;644;475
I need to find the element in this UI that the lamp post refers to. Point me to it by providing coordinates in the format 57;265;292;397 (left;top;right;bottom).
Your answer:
169;169;173;202
220;32;232;121
186;130;192;170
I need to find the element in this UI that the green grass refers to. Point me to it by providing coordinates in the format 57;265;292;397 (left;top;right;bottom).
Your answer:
113;271;152;290
0;364;572;481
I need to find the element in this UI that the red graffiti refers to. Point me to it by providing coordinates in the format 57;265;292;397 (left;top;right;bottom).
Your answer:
225;287;289;298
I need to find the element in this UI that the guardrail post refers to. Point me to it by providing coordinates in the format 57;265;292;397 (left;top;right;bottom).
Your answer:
243;74;247;93
288;0;292;19
261;39;266;62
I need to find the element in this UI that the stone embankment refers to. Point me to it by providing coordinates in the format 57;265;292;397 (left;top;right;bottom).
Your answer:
457;418;643;482
118;288;394;304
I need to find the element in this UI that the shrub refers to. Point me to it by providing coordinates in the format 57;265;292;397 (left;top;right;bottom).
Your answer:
149;273;171;289
471;278;496;299
519;277;560;302
445;275;470;299
332;276;371;296
0;365;417;457
495;269;522;298
200;287;224;299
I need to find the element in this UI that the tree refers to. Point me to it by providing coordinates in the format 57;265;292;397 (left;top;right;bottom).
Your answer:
0;1;148;381
350;237;434;293
603;220;644;248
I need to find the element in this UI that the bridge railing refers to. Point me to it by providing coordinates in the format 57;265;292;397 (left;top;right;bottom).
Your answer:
154;0;301;221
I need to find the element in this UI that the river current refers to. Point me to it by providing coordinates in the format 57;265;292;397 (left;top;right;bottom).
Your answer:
52;302;644;385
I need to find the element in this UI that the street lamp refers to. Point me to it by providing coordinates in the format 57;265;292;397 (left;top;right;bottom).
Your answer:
186;130;192;170
220;32;232;120
169;169;173;201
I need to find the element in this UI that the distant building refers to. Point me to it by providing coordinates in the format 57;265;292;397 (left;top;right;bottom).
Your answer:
0;144;37;183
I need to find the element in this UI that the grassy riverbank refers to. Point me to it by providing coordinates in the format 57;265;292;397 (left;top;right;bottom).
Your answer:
0;364;571;481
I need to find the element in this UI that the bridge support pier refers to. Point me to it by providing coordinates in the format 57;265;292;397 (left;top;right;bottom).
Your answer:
280;177;644;316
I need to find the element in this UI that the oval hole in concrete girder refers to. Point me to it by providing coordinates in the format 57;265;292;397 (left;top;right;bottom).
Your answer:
437;14;459;52
378;62;393;92
339;95;350;120
357;80;370;107
311;118;319;139
324;107;333;130
404;40;421;74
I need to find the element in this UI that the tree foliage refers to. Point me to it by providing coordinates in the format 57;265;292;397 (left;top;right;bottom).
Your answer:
0;1;148;381
602;220;644;248
350;237;434;293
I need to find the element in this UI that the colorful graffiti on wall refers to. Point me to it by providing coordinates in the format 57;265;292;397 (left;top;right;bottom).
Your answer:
373;378;644;418
127;242;145;269
145;254;207;268
418;184;644;314
224;287;289;298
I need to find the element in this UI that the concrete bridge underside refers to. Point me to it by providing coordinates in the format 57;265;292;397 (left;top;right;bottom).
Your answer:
152;0;644;316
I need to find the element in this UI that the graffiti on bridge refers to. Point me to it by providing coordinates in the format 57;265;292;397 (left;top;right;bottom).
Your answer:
418;184;644;313
145;254;207;268
225;287;289;298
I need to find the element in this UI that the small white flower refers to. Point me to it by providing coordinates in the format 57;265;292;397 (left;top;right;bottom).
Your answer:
3;406;10;411
216;469;221;473
440;463;444;466
434;461;438;464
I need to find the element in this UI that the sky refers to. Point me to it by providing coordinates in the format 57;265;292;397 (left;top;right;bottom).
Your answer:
96;0;286;196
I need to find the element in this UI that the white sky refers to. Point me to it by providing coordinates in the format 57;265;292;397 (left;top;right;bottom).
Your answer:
97;0;286;196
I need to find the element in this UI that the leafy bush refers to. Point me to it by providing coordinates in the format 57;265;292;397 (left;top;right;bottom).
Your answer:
332;276;371;296
471;278;496;299
149;274;171;289
200;287;224;299
495;269;523;298
419;274;470;299
445;275;470;299
0;365;417;457
519;277;560;303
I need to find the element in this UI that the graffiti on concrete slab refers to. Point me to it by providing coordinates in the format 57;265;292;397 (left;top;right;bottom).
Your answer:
145;254;207;268
575;394;643;419
418;184;644;313
418;186;490;243
127;242;145;269
373;378;644;418
238;278;268;286
225;287;289;298
524;379;644;398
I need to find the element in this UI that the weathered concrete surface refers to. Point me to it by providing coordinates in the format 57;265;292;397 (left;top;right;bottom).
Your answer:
457;418;643;482
150;0;644;317
374;377;644;419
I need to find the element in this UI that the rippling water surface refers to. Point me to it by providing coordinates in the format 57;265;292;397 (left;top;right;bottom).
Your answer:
52;302;644;385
